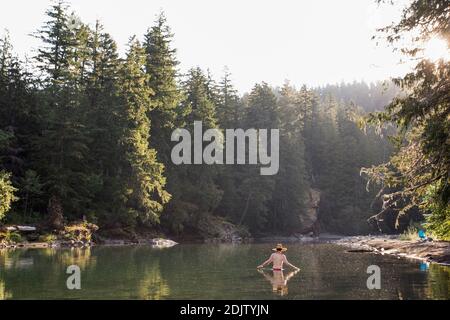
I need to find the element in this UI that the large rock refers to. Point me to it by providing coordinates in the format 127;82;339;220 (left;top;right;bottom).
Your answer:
3;225;36;232
17;226;37;232
299;188;321;234
151;238;178;248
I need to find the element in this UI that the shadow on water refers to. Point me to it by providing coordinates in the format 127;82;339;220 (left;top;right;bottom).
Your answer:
0;243;449;299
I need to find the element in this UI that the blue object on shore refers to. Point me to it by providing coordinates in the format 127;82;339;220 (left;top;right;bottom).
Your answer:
419;262;429;271
418;229;426;239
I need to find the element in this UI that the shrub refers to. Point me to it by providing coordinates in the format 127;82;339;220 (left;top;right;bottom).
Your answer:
399;225;420;241
0;231;23;243
62;222;99;242
0;171;18;221
424;204;450;241
39;234;58;243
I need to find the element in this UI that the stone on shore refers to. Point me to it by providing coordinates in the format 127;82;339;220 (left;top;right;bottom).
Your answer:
151;238;178;248
16;226;37;232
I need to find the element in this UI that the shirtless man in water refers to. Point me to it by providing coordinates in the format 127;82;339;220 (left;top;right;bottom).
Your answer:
257;244;300;271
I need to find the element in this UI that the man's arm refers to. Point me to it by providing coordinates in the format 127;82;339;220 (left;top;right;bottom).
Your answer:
283;255;300;270
257;254;273;268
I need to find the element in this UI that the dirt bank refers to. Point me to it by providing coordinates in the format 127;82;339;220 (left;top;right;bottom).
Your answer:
334;236;450;265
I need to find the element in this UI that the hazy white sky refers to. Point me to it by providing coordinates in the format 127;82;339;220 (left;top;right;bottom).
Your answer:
0;0;413;92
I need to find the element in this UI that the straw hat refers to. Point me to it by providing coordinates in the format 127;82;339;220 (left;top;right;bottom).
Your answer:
272;243;287;252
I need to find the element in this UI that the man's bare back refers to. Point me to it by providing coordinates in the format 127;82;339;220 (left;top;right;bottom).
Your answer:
270;252;287;269
257;250;300;271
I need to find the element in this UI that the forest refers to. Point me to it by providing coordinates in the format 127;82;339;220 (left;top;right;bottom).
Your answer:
0;0;448;241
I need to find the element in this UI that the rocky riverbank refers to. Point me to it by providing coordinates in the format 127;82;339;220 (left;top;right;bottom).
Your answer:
0;223;178;250
334;235;450;265
0;237;178;250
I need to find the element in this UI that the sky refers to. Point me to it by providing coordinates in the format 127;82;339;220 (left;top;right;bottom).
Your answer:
0;0;414;93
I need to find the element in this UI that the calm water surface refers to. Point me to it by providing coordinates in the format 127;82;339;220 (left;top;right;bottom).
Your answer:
0;243;449;299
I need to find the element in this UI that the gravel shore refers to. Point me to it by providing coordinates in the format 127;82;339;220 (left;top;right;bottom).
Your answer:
334;235;450;265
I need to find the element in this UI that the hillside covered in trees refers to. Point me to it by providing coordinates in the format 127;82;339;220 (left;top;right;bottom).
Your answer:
0;0;447;241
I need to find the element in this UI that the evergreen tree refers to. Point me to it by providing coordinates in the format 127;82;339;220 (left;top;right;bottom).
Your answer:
144;12;182;164
34;0;73;85
162;67;222;234
32;0;93;221
270;82;309;232
115;37;170;226
245;82;278;129
236;83;278;233
214;68;244;222
184;67;217;128
84;21;123;224
216;68;242;128
0;32;40;221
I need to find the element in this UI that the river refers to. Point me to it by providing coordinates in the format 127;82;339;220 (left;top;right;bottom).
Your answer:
0;243;448;299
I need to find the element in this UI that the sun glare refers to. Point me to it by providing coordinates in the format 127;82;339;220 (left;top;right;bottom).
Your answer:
422;37;450;62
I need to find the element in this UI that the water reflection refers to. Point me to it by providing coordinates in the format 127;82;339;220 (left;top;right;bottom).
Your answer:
58;247;95;270
136;263;170;300
0;249;34;270
426;263;449;299
257;269;299;296
0;244;449;299
0;246;171;300
0;280;12;299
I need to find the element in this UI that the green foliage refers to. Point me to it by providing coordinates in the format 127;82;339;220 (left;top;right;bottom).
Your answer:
424;185;450;241
1;231;22;243
271;83;309;232
303;94;390;234
62;222;98;242
39;233;58;243
30;0;94;219
17;170;44;218
183;67;218;129
0;3;170;231
362;0;450;238
144;12;182;163
0;171;17;220
216;68;242;128
162;67;222;234
114;37;171;225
